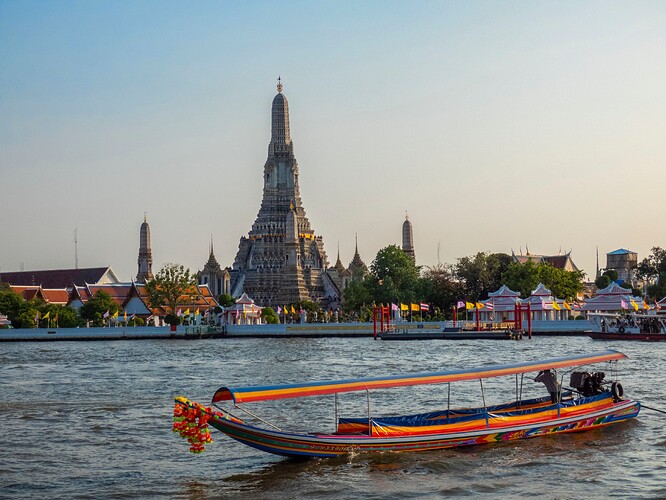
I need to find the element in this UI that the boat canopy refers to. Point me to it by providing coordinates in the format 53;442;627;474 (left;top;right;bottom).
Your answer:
212;350;626;404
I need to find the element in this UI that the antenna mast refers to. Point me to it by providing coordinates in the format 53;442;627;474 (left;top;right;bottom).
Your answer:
74;228;79;269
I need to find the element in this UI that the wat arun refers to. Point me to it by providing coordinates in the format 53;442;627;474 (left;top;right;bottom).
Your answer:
229;81;340;308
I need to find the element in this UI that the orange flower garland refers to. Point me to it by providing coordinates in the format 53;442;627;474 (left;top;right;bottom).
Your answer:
173;397;213;453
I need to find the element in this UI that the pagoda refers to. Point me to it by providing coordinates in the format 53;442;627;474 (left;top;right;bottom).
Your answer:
230;80;337;307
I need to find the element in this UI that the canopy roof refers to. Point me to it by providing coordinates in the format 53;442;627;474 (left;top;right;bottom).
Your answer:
212;350;626;404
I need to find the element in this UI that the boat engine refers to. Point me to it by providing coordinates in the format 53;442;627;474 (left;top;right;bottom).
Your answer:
569;371;606;397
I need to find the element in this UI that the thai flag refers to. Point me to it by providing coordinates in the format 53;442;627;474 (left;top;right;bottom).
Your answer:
420;303;429;311
456;301;465;310
485;302;494;311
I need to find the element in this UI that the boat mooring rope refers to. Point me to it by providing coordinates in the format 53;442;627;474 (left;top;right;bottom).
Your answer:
640;403;666;415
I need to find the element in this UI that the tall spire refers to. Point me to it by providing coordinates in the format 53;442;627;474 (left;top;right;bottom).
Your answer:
402;212;415;261
271;78;291;146
137;215;154;283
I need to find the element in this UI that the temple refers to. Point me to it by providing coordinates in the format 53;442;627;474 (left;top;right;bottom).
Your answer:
136;215;153;283
229;81;339;308
402;213;415;261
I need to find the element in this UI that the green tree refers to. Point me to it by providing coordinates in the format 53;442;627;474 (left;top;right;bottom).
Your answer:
603;269;619;282
0;289;40;328
41;304;83;328
80;291;120;326
342;276;374;313
595;275;611;289
218;293;235;307
637;247;666;300
369;245;421;304
454;252;511;301
146;263;197;314
421;264;459;316
501;261;584;300
261;307;279;324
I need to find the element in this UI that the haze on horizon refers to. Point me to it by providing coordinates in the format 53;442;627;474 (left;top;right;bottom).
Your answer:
1;1;664;283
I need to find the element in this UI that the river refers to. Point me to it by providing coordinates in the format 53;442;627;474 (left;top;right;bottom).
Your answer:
1;336;665;498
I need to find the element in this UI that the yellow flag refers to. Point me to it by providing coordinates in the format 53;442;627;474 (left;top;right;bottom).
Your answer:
195;308;200;316
112;310;119;318
123;310;127;321
400;303;409;311
643;301;650;310
563;301;571;310
411;303;419;311
43;311;50;319
284;305;289;314
552;300;561;311
630;300;639;311
475;302;484;309
184;308;190;316
291;305;296;314
465;302;474;310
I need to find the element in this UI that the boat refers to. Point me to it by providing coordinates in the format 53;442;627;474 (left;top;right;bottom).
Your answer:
587;313;666;341
173;350;639;458
379;327;522;340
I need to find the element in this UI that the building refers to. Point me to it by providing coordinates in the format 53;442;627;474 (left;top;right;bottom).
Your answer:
511;249;580;272
402;213;415;261
197;238;231;298
0;267;120;289
229;81;338;308
136;215;154;283
605;249;638;286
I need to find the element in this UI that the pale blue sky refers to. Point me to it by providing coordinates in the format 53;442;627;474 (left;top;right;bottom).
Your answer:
1;1;664;282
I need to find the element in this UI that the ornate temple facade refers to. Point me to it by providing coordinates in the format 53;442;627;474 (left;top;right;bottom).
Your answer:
198;238;231;298
229;81;339;308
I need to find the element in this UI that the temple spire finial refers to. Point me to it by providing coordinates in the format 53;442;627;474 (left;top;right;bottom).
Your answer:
144;212;147;223
210;234;214;256
277;76;283;93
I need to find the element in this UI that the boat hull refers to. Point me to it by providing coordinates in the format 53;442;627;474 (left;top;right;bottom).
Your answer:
207;399;640;458
588;332;666;341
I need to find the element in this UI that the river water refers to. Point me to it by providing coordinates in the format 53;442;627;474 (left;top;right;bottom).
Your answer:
1;336;665;499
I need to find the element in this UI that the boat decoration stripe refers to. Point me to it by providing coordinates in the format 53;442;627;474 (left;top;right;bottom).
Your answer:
212;350;626;404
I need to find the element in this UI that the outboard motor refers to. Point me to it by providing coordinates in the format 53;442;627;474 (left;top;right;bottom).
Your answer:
569;371;606;397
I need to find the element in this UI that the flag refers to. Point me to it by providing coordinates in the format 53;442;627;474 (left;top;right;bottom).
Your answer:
630;300;639;311
410;303;419;312
563;301;572;310
655;301;662;311
643;301;650;310
184;308;190;316
465;302;474;310
123;310;127;321
400;303;409;311
111;310;119;319
54;312;58;322
485;302;494;311
129;313;136;321
34;312;40;322
456;301;465;310
291;305;296;314
620;300;628;310
475;302;484;309
277;306;282;314
103;310;110;319
552;300;561;311
177;309;182;317
43;311;50;320
420;303;429;311
195;308;200;316
391;303;399;311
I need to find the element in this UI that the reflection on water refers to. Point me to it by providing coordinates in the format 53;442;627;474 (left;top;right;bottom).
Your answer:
0;337;665;498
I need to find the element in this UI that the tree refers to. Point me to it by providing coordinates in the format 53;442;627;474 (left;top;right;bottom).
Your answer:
637;247;666;300
421;264;459;316
369;245;421;304
595;275;611;289
146;263;197;314
603;269;619;282
261;307;279;324
501;261;584;300
80;290;120;327
218;293;235;307
454;252;511;301
0;289;40;328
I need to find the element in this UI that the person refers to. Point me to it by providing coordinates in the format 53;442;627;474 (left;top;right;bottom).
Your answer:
535;369;560;403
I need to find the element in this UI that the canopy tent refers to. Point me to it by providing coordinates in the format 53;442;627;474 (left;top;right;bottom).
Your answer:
477;285;522;321
213;350;626;404
522;283;568;320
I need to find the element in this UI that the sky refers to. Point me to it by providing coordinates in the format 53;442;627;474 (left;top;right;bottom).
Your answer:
1;1;664;283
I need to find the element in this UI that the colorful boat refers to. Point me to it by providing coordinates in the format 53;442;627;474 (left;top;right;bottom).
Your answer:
173;350;639;458
587;313;666;341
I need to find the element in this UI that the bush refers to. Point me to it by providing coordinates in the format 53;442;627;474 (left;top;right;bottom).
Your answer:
164;313;181;326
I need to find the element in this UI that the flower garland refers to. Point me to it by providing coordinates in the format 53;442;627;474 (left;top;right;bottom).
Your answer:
173;397;213;453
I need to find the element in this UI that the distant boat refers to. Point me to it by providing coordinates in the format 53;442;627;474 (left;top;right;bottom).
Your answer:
173;350;638;458
587;313;666;341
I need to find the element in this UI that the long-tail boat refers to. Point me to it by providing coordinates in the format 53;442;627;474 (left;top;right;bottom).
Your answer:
173;350;639;458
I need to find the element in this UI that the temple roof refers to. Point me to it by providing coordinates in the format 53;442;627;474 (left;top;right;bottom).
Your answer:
1;267;119;288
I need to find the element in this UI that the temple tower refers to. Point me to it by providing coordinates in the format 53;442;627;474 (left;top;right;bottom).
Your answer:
402;213;415;261
230;80;335;307
136;214;154;283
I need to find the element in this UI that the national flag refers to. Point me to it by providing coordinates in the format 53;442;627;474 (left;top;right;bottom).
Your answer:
184;309;190;316
129;313;136;321
420;303;429;311
475;302;484;309
563;301;572;311
465;302;474;310
620;300;628;310
552;300;561;311
277;306;282;314
43;311;50;320
391;303;398;311
486;302;494;311
572;303;581;309
456;301;465;310
400;304;409;311
103;310;110;319
410;303;419;312
630;300;639;311
655;301;662;311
